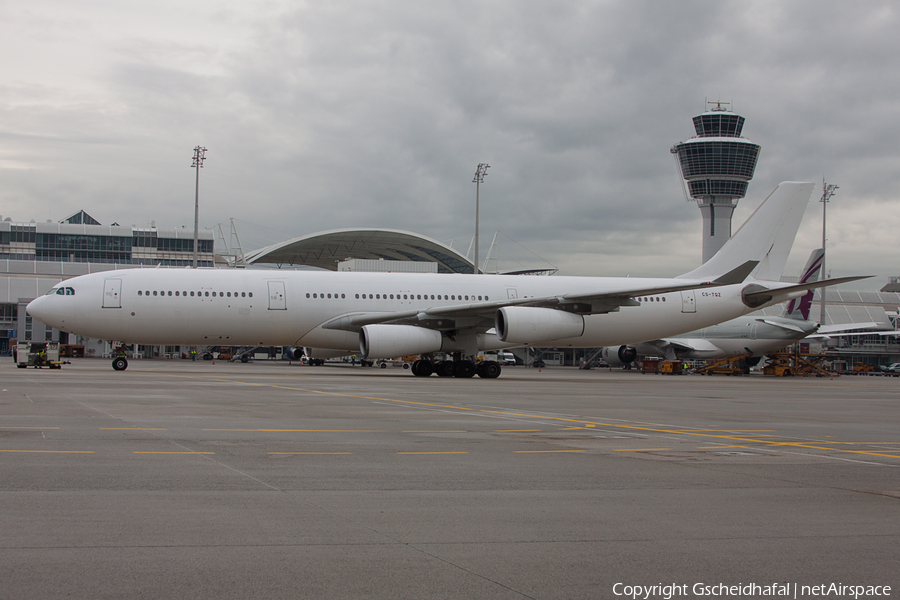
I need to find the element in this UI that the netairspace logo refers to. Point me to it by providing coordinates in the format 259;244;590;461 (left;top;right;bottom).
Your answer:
612;582;892;599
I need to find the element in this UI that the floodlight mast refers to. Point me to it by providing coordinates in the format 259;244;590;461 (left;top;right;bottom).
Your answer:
472;163;490;274
819;178;838;326
191;146;208;268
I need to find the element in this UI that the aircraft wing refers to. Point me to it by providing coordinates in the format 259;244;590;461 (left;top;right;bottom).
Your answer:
755;318;815;334
649;338;721;354
807;322;893;339
321;261;759;333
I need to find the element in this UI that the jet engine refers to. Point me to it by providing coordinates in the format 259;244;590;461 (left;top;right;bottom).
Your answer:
360;325;443;359
600;345;637;367
495;307;585;344
284;347;305;361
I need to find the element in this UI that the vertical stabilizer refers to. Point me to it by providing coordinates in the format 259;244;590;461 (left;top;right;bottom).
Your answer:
783;248;824;320
677;182;814;282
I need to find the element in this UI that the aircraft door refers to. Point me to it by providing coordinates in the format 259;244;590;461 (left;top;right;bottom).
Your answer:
680;290;696;313
267;281;287;310
103;278;122;308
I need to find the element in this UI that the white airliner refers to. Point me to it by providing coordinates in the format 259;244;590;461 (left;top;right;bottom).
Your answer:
26;181;865;378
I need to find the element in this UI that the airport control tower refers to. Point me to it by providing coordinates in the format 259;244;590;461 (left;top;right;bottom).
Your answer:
671;102;761;263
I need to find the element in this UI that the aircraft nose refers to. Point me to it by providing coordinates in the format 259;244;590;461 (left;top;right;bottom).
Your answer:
26;296;52;325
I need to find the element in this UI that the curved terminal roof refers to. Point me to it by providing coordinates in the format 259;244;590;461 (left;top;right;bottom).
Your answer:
243;228;475;274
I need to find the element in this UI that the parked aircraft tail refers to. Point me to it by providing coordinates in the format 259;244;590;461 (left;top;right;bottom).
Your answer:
783;248;824;321
676;182;814;282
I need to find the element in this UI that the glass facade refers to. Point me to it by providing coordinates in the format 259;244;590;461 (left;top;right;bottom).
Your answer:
688;179;750;198
692;113;745;138
675;141;760;180
0;225;214;267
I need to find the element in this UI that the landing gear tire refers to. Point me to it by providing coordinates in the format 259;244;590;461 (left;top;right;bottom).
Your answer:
478;361;502;379
436;361;456;377
454;360;476;378
112;357;128;371
411;359;433;377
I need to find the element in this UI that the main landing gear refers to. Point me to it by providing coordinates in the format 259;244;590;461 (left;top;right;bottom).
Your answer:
112;356;128;371
410;358;501;379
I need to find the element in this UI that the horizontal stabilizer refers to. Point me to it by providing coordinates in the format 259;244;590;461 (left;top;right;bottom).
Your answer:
743;275;872;309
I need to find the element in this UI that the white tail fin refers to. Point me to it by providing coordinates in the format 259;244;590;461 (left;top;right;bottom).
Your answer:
677;182;814;282
783;248;824;320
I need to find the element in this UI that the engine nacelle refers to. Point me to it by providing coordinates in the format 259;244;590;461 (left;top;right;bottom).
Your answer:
360;325;443;359
600;345;637;367
284;346;305;361
495;307;585;344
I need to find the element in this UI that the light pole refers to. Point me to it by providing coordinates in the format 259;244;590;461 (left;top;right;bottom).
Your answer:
472;163;490;274
191;146;207;268
819;178;838;326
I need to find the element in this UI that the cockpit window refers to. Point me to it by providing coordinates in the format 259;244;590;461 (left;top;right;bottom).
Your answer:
45;286;74;296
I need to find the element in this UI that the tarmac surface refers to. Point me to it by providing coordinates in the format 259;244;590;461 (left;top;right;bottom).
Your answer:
1;358;898;599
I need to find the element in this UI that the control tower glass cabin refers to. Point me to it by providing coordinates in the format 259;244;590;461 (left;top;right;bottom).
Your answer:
672;105;761;263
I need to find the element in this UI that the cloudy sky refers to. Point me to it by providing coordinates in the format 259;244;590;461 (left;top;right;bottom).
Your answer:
2;1;898;287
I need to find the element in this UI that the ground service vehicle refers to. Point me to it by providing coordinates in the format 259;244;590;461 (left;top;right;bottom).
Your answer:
14;341;63;369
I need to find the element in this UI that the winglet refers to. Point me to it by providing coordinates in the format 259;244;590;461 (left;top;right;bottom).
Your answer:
711;260;758;286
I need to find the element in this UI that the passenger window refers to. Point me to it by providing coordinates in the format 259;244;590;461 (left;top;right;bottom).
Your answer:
190;292;195;297
248;292;253;298
242;292;246;297
138;290;143;296
175;291;180;296
153;291;158;296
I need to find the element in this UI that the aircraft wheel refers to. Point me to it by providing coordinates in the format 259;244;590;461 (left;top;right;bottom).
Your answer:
412;360;433;377
241;355;249;363
380;362;387;369
478;361;502;379
112;357;128;371
436;361;455;377
454;360;476;378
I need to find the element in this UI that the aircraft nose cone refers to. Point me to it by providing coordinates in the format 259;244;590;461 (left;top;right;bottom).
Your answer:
26;296;52;325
